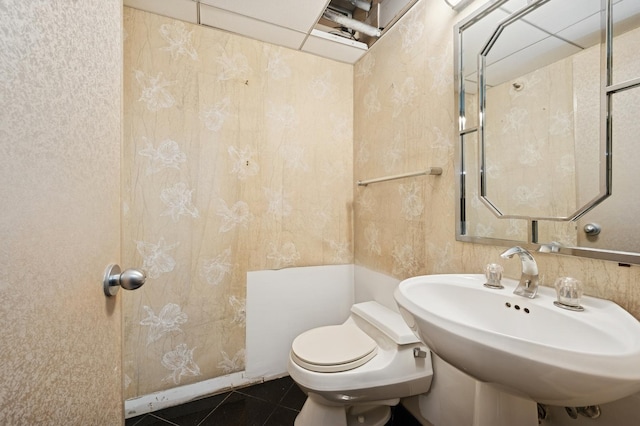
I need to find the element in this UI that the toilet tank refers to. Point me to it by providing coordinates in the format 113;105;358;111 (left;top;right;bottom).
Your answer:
351;301;421;345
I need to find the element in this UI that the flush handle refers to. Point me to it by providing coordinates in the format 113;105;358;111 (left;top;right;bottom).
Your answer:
413;347;427;358
103;264;146;297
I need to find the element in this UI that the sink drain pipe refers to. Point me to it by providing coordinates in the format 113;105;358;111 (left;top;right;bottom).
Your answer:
564;405;601;420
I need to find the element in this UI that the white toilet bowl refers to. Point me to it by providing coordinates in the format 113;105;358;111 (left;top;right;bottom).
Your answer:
287;301;433;426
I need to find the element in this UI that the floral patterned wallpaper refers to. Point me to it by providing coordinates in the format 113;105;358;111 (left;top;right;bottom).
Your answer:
484;59;577;220
123;8;353;398
354;0;457;277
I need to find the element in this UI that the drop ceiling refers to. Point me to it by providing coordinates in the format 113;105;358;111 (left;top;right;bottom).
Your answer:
123;0;418;64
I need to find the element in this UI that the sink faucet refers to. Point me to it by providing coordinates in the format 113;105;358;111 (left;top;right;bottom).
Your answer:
500;246;539;298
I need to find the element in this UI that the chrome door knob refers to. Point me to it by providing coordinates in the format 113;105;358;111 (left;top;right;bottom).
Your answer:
119;268;146;290
103;264;146;297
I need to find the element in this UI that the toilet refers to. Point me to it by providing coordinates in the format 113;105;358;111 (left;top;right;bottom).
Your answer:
287;301;433;426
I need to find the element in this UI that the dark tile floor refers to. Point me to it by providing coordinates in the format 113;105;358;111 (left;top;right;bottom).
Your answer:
125;376;422;426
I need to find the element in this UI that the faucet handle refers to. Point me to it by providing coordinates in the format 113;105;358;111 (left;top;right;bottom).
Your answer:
483;263;504;289
553;277;584;311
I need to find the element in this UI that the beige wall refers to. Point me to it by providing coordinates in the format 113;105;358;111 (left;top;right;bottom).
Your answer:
123;8;353;398
0;1;123;424
353;0;640;319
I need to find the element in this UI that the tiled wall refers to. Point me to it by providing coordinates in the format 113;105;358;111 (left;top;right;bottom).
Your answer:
353;0;640;318
123;8;353;398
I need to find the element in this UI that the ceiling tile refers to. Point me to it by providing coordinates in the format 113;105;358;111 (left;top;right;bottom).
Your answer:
124;0;198;23
301;29;368;64
200;0;331;33
485;36;581;86
521;0;601;39
199;5;307;50
483;20;550;67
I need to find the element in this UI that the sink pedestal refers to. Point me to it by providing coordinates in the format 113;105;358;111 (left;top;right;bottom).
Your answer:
473;383;537;426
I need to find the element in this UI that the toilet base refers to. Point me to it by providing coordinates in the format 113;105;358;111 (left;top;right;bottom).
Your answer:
294;396;393;426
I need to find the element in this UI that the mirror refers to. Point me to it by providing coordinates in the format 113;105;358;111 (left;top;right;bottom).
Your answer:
455;0;640;264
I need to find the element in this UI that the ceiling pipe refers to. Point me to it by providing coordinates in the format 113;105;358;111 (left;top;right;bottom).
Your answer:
348;0;372;12
322;9;382;38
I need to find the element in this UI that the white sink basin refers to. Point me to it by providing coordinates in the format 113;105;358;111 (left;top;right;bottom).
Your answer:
394;274;640;406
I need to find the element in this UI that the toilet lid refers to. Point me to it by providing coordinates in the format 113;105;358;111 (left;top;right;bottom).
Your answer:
291;323;378;373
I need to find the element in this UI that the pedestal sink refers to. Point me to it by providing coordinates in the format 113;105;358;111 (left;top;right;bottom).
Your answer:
394;274;640;408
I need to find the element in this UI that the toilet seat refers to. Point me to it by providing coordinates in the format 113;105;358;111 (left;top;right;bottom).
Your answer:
291;323;378;373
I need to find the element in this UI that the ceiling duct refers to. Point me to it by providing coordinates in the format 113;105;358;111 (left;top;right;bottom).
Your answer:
322;8;382;38
348;0;372;12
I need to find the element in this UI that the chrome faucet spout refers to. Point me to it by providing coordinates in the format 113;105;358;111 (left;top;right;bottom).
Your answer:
500;246;539;298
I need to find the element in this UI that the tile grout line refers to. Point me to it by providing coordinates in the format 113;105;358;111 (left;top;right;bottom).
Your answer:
129;377;304;426
277;381;295;405
261;402;282;426
279;381;306;412
234;379;295;406
266;380;302;424
195;391;234;426
149;413;181;426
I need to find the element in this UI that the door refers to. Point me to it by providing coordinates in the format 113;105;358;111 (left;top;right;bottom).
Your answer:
0;1;123;424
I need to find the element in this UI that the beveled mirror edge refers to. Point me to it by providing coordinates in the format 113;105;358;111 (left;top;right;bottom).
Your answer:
453;0;640;266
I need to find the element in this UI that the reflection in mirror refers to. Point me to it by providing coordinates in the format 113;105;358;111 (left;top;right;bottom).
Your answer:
455;0;640;264
461;131;529;240
479;0;606;220
612;1;640;85
577;86;640;254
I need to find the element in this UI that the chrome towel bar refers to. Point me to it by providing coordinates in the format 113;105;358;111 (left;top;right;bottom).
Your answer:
357;167;442;186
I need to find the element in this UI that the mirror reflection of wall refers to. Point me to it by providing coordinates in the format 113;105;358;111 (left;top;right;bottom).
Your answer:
577;85;640;253
484;57;581;220
463;130;530;241
456;0;640;262
479;0;608;221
